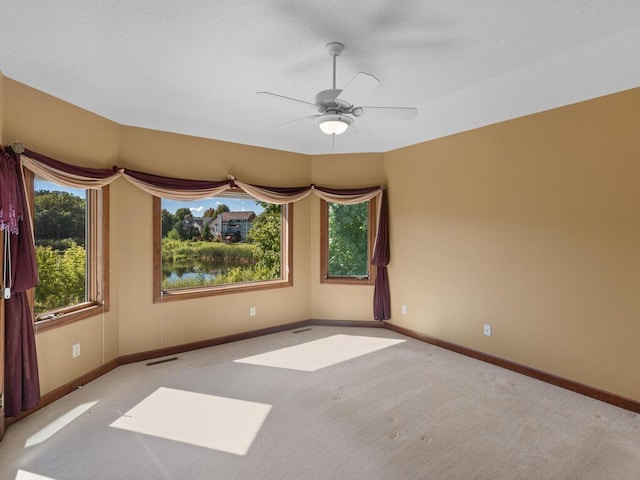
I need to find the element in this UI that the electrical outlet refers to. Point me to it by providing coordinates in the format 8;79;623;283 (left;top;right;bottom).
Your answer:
483;324;492;337
72;343;81;358
401;304;407;315
249;307;256;317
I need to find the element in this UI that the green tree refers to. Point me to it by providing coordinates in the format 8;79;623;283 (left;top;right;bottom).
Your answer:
200;218;213;241
202;204;229;219
34;190;86;245
174;207;192;220
171;207;199;240
35;243;86;313
328;202;368;276
167;228;181;241
175;221;195;240
248;202;281;280
215;204;230;215
161;209;176;237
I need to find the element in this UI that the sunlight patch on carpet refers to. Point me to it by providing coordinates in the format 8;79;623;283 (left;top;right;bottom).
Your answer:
16;470;58;480
234;334;406;371
110;387;271;455
25;401;99;448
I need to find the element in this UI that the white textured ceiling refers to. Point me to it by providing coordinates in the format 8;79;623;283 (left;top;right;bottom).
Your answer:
1;1;640;155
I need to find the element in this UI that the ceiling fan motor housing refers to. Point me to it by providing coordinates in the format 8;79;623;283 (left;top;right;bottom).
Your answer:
315;89;351;113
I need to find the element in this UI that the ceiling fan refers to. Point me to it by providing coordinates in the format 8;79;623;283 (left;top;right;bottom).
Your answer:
257;42;417;136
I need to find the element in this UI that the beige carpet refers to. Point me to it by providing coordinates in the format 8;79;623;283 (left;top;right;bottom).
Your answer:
1;326;639;479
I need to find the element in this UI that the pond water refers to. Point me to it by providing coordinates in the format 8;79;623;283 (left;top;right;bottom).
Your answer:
162;261;248;289
165;270;222;282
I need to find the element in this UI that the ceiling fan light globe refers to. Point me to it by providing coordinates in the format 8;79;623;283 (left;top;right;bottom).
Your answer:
319;121;348;135
316;114;352;135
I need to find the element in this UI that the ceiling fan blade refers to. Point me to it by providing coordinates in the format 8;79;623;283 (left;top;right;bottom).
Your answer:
271;114;321;129
256;91;318;109
360;106;418;120
336;72;380;105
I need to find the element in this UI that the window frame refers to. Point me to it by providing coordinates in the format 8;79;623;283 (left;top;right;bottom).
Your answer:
320;197;376;286
152;195;293;303
25;170;110;332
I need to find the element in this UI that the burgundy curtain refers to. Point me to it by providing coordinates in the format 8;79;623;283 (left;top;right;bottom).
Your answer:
1;147;40;417
118;167;233;192
371;190;391;320
314;185;380;196
25;148;117;180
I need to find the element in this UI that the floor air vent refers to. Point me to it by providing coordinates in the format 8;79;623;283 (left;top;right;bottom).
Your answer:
146;356;179;366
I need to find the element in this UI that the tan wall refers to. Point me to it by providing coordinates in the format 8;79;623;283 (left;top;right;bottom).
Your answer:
309;153;385;320
115;126;312;355
3;79;121;394
3;79;120;168
385;88;640;402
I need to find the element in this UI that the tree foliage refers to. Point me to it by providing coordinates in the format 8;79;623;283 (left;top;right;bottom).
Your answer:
176;221;199;241
174;207;192;220
200;221;213;241
248;202;281;280
215;204;230;215
202;203;229;219
35;243;86;313
166;228;181;241
328;202;368;276
161;209;176;237
34;190;86;245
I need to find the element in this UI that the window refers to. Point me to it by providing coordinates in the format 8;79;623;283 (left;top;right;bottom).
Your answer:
153;191;292;302
320;199;376;285
27;172;109;329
